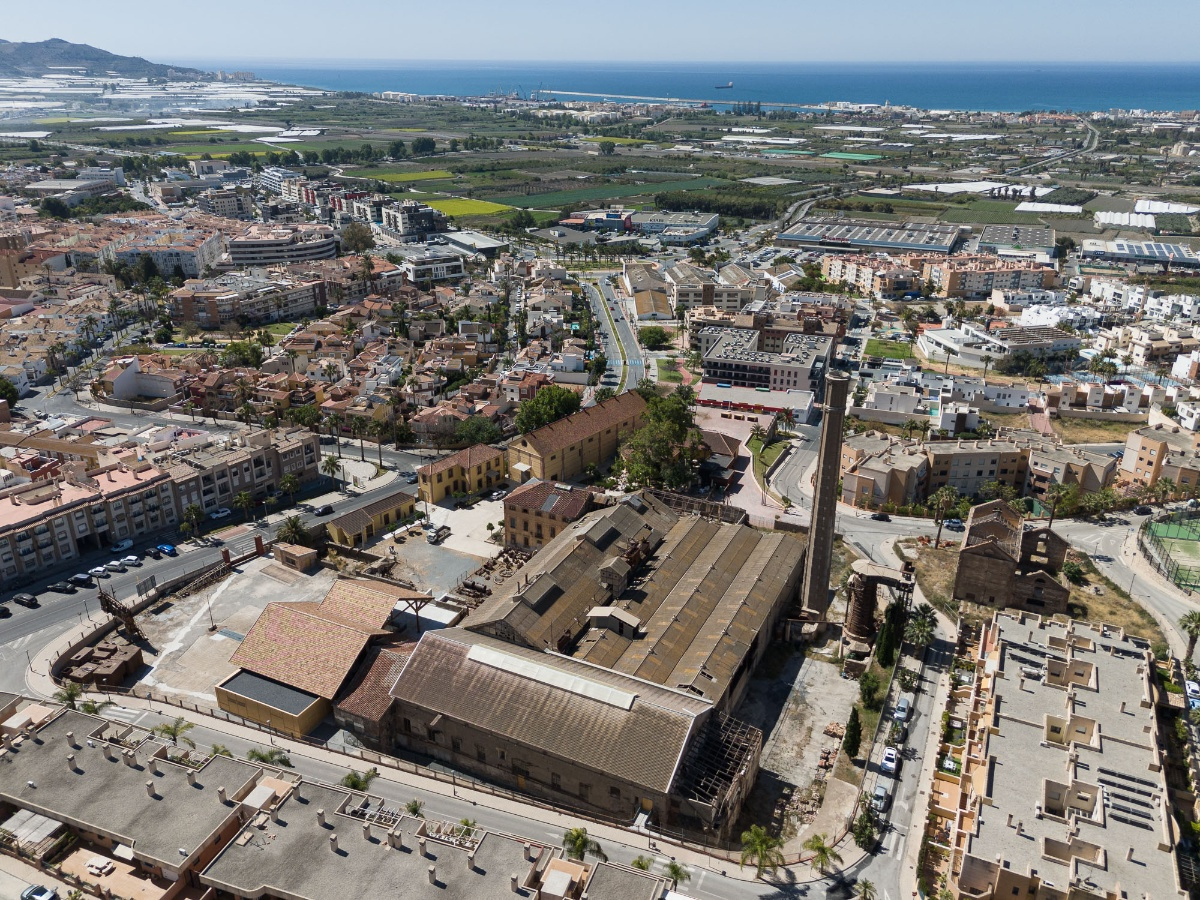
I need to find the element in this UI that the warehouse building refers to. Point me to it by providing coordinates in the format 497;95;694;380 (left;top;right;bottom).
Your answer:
778;218;962;255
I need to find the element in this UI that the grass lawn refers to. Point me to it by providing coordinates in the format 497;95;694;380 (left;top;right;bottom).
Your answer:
864;338;914;359
656;358;683;383
426;198;512;216
1067;555;1167;647
1051;416;1145;444
349;168;455;182
748;436;788;500
264;321;302;336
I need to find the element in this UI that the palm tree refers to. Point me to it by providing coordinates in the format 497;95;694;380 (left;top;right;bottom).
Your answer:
182;400;197;422
1045;482;1073;529
561;827;607;862
322;454;342;490
183;503;205;533
323;361;340;383
276;515;308;546
931;486;959;545
369;418;387;468
350;417;367;461
802;832;843;876
905;613;936;650
210;744;233;758
340;767;379;791
404;799;425;818
749;422;766;446
153;717;196;748
1157;477;1177;504
664;861;690;890
327;413;345;458
234;491;254;522
630;856;652;871
53;682;83;709
857;879;878;900
279;473;300;505
80;699;113;715
740;824;784;880
246;747;292;767
1181;611;1200;659
980;354;994;381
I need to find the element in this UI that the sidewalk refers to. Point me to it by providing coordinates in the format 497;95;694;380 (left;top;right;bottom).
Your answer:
23;618;829;888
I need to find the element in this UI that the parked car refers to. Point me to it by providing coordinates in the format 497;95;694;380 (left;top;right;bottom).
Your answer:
881;746;900;775
943;518;964;530
111;538;134;553
12;592;39;605
1187;681;1200;699
1135;505;1153;515
209;507;232;520
489;489;508;501
894;696;912;721
157;544;177;556
0;604;9;618
105;559;126;572
870;784;891;812
315;504;335;516
870;512;891;522
88;566;109;578
122;555;141;567
145;547;162;560
405;473;419;484
21;886;58;900
69;573;94;586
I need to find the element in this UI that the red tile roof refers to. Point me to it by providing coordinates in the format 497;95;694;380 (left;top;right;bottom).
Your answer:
418;443;504;479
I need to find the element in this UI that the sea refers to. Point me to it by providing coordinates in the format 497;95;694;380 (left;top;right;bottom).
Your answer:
186;60;1200;113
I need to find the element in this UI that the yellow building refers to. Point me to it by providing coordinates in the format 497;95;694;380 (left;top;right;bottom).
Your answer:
417;443;506;505
506;391;646;484
325;489;416;547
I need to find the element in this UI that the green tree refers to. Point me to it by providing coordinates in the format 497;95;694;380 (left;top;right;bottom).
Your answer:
0;376;19;407
183;503;205;533
623;388;703;490
279;473;300;505
664;861;690;889
598;140;616;156
1181;610;1200;659
739;824;784;880
852;807;878;850
455;415;502;446
875;618;897;667
594;386;617;402
53;682;83;709
340;767;379;791
234;491;254;522
514;384;581;433
630;855;652;871
857;878;878;900
276;515;309;546
859;670;881;709
1045;482;1076;529
246;747;292;767
802;832;843;875
340;222;375;253
930;485;959;545
562;827;607;862
80;699;113;715
843;706;862;758
210;744;233;758
1062;561;1084;584
322;454;342;490
405;799;425;818
153;717;196;748
638;325;671;349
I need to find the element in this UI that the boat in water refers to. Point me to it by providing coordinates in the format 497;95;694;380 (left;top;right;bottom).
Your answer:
715;81;733;89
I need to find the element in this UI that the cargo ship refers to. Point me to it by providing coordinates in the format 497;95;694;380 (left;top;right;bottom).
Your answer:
715;81;733;89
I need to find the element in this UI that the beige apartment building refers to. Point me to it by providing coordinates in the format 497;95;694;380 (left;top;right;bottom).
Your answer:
922;256;1057;300
1120;423;1200;495
168;272;327;327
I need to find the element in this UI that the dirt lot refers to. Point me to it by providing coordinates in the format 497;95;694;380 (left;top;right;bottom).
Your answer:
735;647;860;851
1066;554;1168;646
1052;416;1143;444
896;542;961;615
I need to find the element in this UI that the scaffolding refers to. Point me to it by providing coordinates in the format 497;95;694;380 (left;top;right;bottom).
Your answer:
674;712;761;828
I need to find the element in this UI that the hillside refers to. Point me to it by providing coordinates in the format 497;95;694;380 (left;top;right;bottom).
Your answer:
0;38;207;79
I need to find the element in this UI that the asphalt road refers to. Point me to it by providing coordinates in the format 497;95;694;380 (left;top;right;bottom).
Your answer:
594;278;645;387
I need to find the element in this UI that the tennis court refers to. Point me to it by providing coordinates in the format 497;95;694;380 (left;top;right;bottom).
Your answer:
1142;515;1200;589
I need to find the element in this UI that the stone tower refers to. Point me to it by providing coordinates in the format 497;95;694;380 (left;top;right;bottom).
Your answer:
800;371;850;619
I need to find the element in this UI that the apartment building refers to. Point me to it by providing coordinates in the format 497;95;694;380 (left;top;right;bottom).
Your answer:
922;255;1057;299
257;166;302;194
100;226;225;278
820;254;921;300
840;431;930;507
227;224;338;267
502;479;599;551
507;391;646;484
379;200;445;241
939;612;1186;900
918;322;1080;369
0;460;179;585
1120;423;1200;493
196;188;254;220
663;261;754;312
401;252;466;284
168;272;327;326
699;327;833;394
163;427;319;514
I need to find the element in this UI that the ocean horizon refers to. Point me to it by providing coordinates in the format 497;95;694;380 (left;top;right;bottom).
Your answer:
174;60;1200;113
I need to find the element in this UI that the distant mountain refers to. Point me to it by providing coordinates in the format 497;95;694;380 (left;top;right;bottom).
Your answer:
0;38;207;79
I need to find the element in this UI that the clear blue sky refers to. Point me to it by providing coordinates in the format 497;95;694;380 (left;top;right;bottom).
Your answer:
5;0;1200;63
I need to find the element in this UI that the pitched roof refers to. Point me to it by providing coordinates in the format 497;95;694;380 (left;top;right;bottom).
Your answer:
502;479;596;520
326;489;414;538
389;629;710;793
336;644;415;723
318;577;429;631
230;603;374;700
514;391;647;458
418;443;504;478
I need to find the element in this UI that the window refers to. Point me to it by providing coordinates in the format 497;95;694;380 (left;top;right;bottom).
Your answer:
476;745;486;762
578;784;590;802
451;737;461;753
609;786;621;799
551;773;561;790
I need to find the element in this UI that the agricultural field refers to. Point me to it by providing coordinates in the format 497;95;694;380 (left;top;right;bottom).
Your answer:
426;198;512;216
346;168;456;182
496;176;729;209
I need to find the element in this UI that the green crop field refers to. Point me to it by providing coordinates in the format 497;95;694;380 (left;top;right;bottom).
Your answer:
426;198;512;216
495;177;728;209
821;152;883;161
347;169;456;182
581;136;649;146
